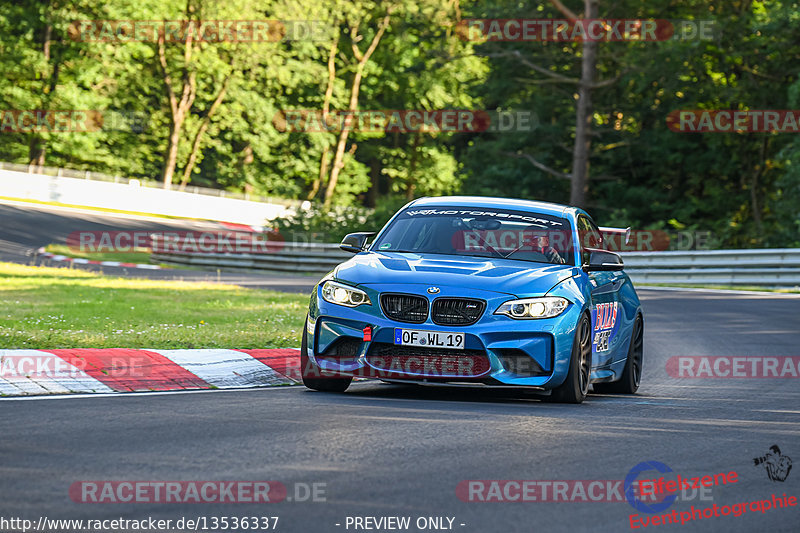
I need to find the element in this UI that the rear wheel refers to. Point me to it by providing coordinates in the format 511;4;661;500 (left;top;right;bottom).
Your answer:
300;323;352;393
593;314;643;394
545;313;591;404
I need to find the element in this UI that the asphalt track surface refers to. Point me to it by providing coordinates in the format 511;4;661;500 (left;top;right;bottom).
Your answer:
0;200;321;293
1;200;799;532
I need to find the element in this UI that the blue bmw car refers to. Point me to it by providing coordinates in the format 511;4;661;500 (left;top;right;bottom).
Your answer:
302;196;643;403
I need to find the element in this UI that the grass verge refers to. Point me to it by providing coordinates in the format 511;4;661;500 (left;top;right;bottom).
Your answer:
45;243;152;264
0;262;307;349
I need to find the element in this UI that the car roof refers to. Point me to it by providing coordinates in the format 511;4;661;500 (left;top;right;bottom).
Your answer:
408;196;576;218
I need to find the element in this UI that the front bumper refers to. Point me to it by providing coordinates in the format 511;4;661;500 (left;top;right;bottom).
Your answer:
307;282;583;388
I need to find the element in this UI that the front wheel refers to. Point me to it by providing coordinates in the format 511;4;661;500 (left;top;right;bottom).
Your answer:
594;314;643;394
300;324;352;393
545;312;591;404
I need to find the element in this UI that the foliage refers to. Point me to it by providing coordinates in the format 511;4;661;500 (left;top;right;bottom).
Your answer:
273;194;409;243
0;0;798;247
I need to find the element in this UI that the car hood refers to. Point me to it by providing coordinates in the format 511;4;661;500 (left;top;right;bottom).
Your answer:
334;251;578;297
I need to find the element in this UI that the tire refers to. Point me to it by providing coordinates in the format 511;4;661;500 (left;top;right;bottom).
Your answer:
545;312;592;404
300;322;352;393
593;314;643;394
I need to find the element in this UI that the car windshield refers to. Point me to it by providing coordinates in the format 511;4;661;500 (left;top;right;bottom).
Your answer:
371;206;574;266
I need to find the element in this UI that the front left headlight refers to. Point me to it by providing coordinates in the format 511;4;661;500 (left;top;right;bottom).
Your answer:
321;280;371;307
494;297;569;319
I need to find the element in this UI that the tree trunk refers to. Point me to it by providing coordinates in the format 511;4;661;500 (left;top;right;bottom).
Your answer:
322;14;391;209
29;21;52;171
750;137;768;238
405;133;422;201
323;111;356;208
157;27;196;189
308;147;329;200
308;32;339;201
28;138;46;172
163;122;182;189
569;0;598;207
179;76;230;189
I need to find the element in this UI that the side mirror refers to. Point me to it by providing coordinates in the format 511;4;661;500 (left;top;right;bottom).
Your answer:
583;248;624;272
340;232;376;253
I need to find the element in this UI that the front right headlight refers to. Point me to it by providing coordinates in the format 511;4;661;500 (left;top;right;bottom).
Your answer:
494;297;569;319
321;280;371;307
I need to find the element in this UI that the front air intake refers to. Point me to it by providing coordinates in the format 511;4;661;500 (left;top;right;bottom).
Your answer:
380;293;429;323
431;298;485;326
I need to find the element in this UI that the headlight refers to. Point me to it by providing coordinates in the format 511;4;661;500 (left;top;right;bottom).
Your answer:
321;280;371;307
494;297;569;319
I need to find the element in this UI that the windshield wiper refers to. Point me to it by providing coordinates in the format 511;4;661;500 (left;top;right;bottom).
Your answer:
501;245;565;264
468;233;505;258
501;243;527;259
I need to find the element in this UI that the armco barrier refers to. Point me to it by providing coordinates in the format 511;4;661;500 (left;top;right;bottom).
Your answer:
620;249;800;286
151;240;349;274
150;240;800;286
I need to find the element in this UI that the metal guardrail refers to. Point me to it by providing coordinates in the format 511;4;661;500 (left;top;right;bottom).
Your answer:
151;243;800;286
150;237;349;274
620;249;800;286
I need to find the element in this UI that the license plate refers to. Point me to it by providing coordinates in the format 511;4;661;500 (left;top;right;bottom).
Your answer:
394;328;465;350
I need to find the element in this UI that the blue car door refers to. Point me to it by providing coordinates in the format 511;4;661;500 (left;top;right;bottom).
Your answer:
577;215;624;366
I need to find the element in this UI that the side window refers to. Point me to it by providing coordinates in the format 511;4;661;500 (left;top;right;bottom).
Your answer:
587;219;603;249
578;216;603;265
